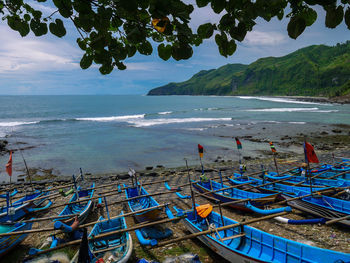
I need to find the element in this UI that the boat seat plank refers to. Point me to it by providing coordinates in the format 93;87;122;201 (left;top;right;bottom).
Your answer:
92;242;125;254
221;233;245;241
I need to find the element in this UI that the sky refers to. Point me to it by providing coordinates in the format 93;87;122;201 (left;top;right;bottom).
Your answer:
0;3;349;95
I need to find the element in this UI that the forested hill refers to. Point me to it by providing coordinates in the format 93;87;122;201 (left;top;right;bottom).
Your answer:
148;42;350;97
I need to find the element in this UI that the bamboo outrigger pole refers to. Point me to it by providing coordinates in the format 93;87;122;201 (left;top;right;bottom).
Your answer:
274;186;345;206
23;214;186;260
24;209;291;261
30;187;181;214
0;202;171;236
155;211;289;247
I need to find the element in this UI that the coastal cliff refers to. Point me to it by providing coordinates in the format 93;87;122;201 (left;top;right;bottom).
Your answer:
148;42;350;98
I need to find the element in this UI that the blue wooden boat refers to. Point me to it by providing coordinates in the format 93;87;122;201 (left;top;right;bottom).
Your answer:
228;175;329;196
55;184;95;225
124;184;174;246
174;205;350;263
192;180;284;214
0;189;18;199
282;189;350;226
0;221;33;257
290;164;350;180
124;184;163;223
261;172;350;188
0;190;52;223
71;211;133;263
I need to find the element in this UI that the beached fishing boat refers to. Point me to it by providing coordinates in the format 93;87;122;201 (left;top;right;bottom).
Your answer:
124;184;175;246
228;175;328;196
0;189;18;199
0;221;33;257
55;184;95;225
192;179;281;213
282;189;350;226
289;164;350;180
174;205;350;263
260;172;350;188
71;211;132;263
0;190;52;223
124;184;163;222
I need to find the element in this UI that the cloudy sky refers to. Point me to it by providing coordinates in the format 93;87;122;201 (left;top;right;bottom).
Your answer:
0;3;349;95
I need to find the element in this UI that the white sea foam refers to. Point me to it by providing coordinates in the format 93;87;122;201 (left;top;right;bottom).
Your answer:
129;118;232;127
288;122;306;124
76;114;145;122
158;111;172;115
244;107;319;112
0;121;38;127
184;128;207;131
309;110;338;113
237;96;328;105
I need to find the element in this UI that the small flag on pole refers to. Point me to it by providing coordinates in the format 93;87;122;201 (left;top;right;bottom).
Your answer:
269;142;277;153
304;141;319;163
198;144;204;158
235;138;242;150
6;151;12;177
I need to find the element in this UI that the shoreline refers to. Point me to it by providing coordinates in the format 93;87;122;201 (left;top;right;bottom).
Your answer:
2;128;350;184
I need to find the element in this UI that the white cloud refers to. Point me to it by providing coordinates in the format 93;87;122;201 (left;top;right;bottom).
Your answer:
244;31;287;46
27;1;57;16
0;25;81;73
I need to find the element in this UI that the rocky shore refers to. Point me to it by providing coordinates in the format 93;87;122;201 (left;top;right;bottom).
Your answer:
2;144;350;262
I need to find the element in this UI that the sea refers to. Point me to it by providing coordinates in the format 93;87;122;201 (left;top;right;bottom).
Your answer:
0;95;349;182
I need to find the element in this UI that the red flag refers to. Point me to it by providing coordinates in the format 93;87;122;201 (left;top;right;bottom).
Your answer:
235;138;242;150
304;142;319;163
198;144;204;158
6;151;12;177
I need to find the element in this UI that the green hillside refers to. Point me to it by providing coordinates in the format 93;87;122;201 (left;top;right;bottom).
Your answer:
148;42;350;97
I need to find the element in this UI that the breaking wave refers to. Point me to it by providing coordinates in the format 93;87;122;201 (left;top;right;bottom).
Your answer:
237;96;328;105
0;121;39;127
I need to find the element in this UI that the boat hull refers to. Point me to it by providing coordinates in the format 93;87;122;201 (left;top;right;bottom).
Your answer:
193;181;278;212
0;222;32;257
124;185;162;223
282;194;350;226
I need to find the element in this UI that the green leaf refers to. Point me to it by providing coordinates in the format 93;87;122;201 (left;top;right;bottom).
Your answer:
23;14;30;21
80;54;93;69
115;61;126;70
120;0;137;12
227;40;236;56
99;63;113;74
229;22;247;42
49;19;66;37
53;0;73;18
287;16;306;39
137;41;153;55
345;7;350;30
77;38;87;50
32;10;42;20
196;0;210;7
325;6;343;28
197;23;214;39
172;44;193;60
301;8;317;26
30;19;48;36
127;45;137;57
277;10;284;20
211;0;226;14
158;43;172;61
72;0;91;14
7;16;30;37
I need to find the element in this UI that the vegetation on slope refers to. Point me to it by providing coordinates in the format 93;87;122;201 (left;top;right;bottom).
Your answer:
148;42;350;97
